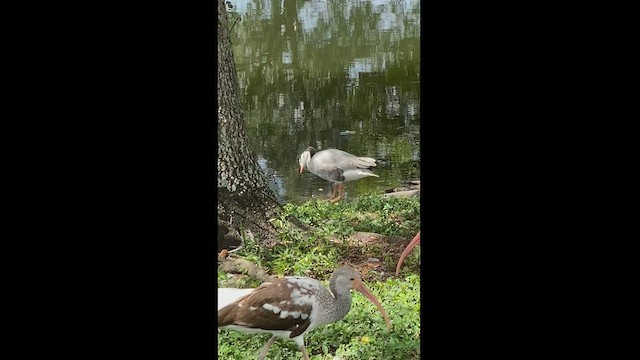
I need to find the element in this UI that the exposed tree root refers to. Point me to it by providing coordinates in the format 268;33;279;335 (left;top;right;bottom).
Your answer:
285;214;316;232
218;218;243;251
218;257;274;283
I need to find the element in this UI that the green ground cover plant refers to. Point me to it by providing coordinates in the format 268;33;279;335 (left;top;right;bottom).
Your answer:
218;195;421;359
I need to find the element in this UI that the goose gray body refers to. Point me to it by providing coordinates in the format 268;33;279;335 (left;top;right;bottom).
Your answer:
298;147;379;202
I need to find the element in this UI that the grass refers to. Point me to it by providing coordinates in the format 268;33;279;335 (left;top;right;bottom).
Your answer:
218;195;421;359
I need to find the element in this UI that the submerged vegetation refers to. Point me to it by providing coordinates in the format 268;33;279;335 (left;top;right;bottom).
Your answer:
218;195;421;359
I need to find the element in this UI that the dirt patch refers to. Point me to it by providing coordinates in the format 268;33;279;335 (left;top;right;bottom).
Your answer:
219;231;420;285
337;231;416;281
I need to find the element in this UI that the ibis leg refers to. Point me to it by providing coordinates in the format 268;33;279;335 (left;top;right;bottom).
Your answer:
300;344;310;360
257;335;277;360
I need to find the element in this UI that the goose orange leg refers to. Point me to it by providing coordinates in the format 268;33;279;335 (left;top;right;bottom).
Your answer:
328;183;338;201
330;183;345;203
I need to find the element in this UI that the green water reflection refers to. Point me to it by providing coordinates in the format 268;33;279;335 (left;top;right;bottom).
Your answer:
228;0;420;204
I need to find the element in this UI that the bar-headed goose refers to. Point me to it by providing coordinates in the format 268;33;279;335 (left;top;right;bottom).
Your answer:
298;147;379;202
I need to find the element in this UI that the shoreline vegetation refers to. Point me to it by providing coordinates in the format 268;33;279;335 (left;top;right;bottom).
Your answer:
218;192;421;359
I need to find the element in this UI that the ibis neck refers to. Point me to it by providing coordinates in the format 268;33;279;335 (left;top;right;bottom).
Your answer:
328;283;352;323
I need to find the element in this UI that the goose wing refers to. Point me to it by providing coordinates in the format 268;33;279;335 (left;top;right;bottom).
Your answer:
310;149;377;182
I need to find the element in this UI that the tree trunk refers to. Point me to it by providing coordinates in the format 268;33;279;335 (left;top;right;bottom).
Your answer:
217;0;281;248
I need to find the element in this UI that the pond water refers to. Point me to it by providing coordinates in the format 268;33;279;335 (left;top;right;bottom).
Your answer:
228;0;421;204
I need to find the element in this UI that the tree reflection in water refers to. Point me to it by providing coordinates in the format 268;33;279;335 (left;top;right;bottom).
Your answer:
229;0;420;204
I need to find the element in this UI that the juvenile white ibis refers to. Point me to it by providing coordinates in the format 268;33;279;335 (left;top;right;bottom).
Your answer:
396;232;421;276
298;147;379;203
218;267;392;360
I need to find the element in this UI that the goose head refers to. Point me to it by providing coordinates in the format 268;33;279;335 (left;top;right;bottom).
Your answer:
298;147;317;174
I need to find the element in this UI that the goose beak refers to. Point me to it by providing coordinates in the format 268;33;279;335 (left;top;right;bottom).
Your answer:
353;277;392;331
396;232;421;276
299;165;304;174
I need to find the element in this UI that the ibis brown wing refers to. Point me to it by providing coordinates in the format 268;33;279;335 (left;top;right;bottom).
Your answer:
218;279;314;337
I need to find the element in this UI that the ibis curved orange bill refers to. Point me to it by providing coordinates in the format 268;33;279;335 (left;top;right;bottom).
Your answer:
396;232;421;276
353;277;392;331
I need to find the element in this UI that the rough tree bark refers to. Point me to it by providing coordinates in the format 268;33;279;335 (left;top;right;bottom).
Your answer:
217;0;282;248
